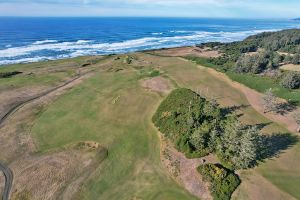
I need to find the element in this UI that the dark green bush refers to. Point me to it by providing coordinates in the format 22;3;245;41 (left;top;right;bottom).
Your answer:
152;88;222;158
0;71;22;78
198;164;240;200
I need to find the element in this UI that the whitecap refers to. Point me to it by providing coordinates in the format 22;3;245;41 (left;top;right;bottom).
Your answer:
0;28;284;65
33;40;58;45
152;32;163;35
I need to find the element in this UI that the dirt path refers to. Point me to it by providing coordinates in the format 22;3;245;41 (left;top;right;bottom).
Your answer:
0;71;94;200
0;163;13;200
180;58;299;134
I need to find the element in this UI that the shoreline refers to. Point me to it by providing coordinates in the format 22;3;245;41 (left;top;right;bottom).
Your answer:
0;45;198;67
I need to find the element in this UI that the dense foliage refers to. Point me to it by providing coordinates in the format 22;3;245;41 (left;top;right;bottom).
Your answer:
152;88;222;157
197;164;240;200
152;88;261;169
197;29;300;68
280;72;300;89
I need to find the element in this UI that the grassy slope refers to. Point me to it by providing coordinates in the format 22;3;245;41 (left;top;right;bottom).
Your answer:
29;53;300;199
140;53;300;199
31;64;196;200
189;57;300;106
0;59;79;90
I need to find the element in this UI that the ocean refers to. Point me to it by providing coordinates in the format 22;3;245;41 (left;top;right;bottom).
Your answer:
0;17;299;65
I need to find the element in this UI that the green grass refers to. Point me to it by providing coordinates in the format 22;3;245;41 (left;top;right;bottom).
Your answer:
31;67;197;200
137;54;300;199
28;53;300;199
187;56;300;106
226;72;300;105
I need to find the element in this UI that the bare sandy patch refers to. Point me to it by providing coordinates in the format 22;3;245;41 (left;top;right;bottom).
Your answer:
280;64;300;72
152;46;221;58
160;135;218;200
141;76;171;93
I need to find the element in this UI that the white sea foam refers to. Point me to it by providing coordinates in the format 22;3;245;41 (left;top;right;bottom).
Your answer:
0;28;282;65
33;40;58;45
0;56;52;65
152;32;163;35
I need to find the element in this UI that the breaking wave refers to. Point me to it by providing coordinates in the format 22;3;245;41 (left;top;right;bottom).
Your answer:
0;29;280;65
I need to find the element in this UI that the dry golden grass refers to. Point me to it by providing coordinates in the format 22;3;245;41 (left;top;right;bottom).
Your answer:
280;64;300;72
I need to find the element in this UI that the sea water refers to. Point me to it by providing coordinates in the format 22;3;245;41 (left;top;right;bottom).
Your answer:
0;17;299;65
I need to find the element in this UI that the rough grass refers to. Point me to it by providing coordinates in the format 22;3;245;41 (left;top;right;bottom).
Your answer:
26;52;300;200
187;56;300;106
227;72;300;106
280;64;300;72
136;53;300;199
31;67;197;200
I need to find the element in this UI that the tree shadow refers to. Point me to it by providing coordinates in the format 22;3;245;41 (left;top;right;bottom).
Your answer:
258;133;299;161
276;102;297;115
221;104;250;116
243;122;273;131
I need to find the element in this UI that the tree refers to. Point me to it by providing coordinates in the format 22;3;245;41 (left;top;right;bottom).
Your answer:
280;72;300;89
262;89;279;113
272;53;282;68
218;122;260;169
293;112;300;133
292;53;300;65
190;129;207;150
284;54;293;64
232;126;260;169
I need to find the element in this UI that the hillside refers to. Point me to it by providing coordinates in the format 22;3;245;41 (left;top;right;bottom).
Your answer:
0;29;300;200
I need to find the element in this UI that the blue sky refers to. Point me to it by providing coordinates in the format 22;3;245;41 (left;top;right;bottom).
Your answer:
0;0;299;18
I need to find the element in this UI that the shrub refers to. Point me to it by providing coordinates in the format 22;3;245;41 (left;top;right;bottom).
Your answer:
280;72;300;89
198;164;240;200
152;88;222;158
0;71;22;78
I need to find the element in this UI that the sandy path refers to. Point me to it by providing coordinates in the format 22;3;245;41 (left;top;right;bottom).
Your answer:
180;58;299;134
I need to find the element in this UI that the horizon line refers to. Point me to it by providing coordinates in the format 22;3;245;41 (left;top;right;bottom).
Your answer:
0;16;296;20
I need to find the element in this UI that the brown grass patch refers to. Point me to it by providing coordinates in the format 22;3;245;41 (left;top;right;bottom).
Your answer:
152;46;221;58
280;64;300;72
10;149;103;200
141;76;172;93
233;171;296;200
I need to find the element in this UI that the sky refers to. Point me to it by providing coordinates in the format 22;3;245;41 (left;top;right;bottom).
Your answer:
0;0;299;18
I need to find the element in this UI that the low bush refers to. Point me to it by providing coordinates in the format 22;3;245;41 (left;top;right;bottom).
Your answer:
198;163;240;200
280;72;300;89
0;71;22;78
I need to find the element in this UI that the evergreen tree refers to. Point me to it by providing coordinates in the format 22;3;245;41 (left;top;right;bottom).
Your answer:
262;89;278;113
292;53;300;65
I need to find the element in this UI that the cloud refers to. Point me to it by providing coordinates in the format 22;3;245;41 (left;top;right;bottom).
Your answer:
0;0;300;18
